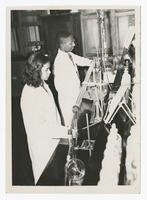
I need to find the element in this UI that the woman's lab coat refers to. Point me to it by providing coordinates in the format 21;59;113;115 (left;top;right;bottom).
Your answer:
20;82;67;184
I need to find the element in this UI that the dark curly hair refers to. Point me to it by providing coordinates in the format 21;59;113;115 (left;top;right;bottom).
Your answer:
23;51;50;87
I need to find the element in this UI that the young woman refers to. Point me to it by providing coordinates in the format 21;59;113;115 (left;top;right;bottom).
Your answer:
20;51;68;184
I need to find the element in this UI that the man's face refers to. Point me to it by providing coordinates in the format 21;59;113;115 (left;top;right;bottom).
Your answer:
60;36;75;52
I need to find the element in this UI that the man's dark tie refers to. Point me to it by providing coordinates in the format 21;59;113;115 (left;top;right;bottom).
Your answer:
68;53;80;79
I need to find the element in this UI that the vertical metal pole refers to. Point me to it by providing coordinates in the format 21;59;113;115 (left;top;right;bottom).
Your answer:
86;113;92;157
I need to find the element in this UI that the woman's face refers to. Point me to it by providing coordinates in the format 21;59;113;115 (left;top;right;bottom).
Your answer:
41;62;51;81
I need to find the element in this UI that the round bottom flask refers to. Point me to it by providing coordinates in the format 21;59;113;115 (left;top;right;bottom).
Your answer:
65;158;85;186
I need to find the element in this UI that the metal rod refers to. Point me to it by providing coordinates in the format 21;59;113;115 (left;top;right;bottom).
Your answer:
86;113;92;157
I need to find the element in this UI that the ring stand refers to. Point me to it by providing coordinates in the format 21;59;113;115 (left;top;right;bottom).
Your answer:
103;84;136;125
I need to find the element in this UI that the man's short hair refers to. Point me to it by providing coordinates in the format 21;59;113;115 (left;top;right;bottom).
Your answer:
57;31;73;45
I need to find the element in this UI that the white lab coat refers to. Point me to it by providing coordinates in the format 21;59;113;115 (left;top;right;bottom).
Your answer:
20;82;68;184
54;49;92;127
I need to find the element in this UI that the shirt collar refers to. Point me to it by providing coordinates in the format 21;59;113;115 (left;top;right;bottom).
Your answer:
58;49;70;56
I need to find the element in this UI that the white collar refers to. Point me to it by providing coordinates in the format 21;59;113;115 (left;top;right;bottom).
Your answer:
58;49;71;56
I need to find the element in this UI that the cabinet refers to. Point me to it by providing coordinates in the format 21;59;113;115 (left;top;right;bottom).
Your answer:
11;10;47;59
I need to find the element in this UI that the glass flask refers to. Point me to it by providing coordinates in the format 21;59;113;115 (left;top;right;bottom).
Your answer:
65;158;85;186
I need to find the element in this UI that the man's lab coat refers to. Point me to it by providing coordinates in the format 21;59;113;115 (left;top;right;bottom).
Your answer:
54;49;91;127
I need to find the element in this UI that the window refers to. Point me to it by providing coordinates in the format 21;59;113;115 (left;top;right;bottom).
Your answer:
81;10;112;57
115;10;135;54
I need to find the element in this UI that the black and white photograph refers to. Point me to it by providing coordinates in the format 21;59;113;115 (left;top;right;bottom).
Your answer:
5;5;140;193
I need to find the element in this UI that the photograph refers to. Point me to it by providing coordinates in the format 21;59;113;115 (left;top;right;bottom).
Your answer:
6;6;140;193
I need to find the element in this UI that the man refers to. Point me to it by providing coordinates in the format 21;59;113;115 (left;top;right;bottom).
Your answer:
54;31;93;127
